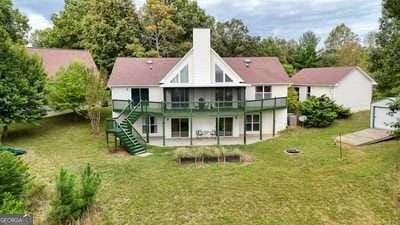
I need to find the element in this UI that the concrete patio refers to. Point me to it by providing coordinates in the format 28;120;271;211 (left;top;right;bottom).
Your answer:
148;134;274;147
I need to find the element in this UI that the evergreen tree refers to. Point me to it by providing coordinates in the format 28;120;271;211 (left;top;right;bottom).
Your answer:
292;31;320;70
82;0;143;73
0;0;29;44
212;18;260;57
0;30;47;142
369;0;400;96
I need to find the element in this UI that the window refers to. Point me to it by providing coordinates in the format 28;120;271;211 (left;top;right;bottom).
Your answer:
246;114;260;132
255;85;272;100
307;86;311;98
215;88;233;107
171;118;189;137
142;116;158;134
215;65;233;83
171;65;189;83
294;87;300;101
215;65;224;82
171;88;189;108
131;88;149;105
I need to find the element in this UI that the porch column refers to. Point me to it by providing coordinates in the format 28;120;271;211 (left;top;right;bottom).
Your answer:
217;104;220;145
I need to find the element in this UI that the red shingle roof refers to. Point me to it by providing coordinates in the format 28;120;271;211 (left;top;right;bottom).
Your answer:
291;66;356;86
27;48;97;78
107;57;290;86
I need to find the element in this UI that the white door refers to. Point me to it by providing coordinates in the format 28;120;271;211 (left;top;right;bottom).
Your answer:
373;107;399;130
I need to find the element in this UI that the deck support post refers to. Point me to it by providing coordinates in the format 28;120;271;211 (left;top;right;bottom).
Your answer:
243;100;247;145
260;112;263;140
146;114;150;143
162;116;166;146
114;135;117;150
106;132;109;145
217;104;220;145
272;97;276;137
190;117;193;146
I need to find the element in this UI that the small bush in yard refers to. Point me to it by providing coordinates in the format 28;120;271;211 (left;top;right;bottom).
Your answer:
300;95;351;128
0;192;25;214
48;164;101;225
80;164;101;210
0;152;30;209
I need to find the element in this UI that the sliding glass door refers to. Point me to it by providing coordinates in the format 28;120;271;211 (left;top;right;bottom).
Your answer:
217;117;233;137
171;88;189;108
131;88;149;105
171;118;189;137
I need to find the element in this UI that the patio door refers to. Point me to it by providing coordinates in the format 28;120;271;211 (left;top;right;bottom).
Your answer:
171;118;189;137
171;89;189;108
131;88;149;105
217;117;233;136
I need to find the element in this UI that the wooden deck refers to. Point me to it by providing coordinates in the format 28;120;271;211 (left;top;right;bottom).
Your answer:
336;128;395;146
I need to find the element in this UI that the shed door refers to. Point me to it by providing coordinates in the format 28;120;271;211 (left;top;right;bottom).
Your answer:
373;107;398;130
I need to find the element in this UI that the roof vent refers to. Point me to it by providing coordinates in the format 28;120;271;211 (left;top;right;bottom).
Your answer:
146;60;153;70
244;59;252;68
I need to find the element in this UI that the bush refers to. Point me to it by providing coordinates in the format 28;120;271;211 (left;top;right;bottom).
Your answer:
0;192;25;214
48;165;101;225
300;95;351;128
288;87;300;114
335;104;352;119
48;168;82;224
80;165;101;210
0;152;30;202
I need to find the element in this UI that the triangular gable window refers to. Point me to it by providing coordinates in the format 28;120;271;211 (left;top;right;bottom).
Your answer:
215;65;233;83
171;65;189;83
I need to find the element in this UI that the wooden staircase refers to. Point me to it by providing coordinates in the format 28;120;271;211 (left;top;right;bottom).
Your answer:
108;102;146;155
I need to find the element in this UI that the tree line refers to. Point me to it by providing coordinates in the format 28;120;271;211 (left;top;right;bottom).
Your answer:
31;0;369;75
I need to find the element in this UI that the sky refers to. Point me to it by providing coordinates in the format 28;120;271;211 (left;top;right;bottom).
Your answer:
13;0;382;43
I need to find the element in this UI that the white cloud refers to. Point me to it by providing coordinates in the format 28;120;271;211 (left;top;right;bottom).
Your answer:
20;8;52;32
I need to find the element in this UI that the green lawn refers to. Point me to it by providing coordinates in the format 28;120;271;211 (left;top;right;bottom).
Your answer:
5;110;400;225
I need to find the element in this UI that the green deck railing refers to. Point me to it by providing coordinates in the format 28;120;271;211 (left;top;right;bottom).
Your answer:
111;97;287;115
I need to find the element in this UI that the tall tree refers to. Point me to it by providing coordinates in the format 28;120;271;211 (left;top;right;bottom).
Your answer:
141;0;184;57
369;0;400;96
31;0;88;48
292;31;320;70
0;0;29;43
324;23;359;50
0;30;47;142
167;0;214;55
212;18;260;57
336;42;368;70
82;0;143;73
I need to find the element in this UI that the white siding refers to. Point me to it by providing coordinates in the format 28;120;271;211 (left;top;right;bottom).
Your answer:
334;70;373;111
111;87;131;100
149;87;163;101
192;29;211;84
246;84;289;100
296;86;334;101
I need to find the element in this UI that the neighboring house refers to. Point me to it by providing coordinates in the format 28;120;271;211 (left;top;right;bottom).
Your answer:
107;28;290;151
291;67;377;112
371;98;400;130
27;48;98;77
27;48;98;117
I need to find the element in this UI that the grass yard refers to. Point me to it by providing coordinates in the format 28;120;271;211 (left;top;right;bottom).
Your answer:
4;110;400;225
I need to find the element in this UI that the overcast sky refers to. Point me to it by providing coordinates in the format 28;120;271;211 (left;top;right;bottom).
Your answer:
13;0;381;42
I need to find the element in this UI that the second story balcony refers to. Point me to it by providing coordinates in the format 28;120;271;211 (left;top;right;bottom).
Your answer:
112;97;288;117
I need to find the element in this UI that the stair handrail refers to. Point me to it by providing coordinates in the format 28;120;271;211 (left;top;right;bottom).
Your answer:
123;102;146;145
114;121;138;149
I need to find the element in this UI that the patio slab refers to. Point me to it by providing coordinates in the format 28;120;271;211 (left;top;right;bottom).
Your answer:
336;128;394;146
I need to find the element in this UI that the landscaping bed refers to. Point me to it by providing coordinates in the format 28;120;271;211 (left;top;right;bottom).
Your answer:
174;147;245;164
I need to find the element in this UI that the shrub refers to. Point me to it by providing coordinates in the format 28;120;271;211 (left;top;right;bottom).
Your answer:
0;192;25;214
288;87;300;114
80;164;101;210
48;165;101;224
48;168;82;224
335;104;352;119
300;95;351;128
0;152;30;202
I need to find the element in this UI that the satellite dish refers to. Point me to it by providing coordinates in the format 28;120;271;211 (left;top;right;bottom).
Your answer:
298;115;307;122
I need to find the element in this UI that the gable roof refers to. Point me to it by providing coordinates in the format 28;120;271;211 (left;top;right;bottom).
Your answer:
27;48;97;78
107;57;290;87
291;66;376;86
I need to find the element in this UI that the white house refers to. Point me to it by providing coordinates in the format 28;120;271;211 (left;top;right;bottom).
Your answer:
291;67;377;112
371;98;400;130
106;28;291;151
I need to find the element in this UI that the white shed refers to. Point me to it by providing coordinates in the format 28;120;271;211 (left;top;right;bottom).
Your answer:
292;67;377;112
371;98;400;130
